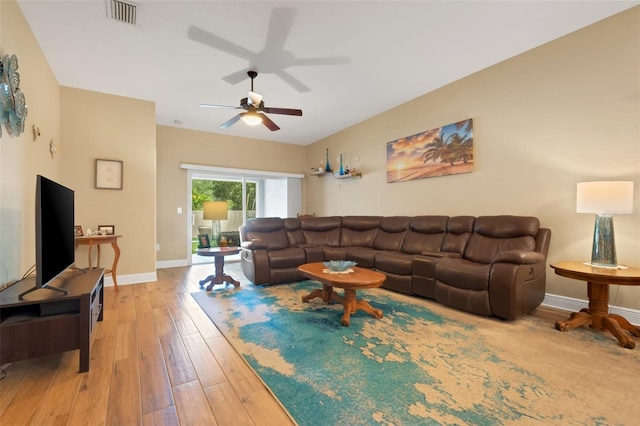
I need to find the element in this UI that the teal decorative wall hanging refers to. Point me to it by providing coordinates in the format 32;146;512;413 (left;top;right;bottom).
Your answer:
0;54;28;137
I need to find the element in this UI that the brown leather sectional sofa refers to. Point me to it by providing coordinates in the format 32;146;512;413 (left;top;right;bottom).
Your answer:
239;215;551;320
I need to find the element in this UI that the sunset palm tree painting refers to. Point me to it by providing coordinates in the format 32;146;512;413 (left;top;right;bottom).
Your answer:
386;118;473;183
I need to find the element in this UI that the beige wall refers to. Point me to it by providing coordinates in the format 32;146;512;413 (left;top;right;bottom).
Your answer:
61;87;157;283
0;0;61;283
306;8;640;309
156;125;306;262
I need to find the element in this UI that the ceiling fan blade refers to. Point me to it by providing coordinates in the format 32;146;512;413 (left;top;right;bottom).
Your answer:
263;106;302;116
294;56;351;66
261;114;280;131
220;114;242;129
265;8;297;51
248;91;263;106
199;104;239;109
222;68;252;85
187;26;255;60
275;69;311;93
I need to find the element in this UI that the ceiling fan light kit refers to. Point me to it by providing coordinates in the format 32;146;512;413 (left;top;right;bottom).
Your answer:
240;111;263;126
199;71;302;132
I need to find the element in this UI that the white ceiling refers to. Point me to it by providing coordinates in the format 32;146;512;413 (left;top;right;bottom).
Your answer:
17;0;639;145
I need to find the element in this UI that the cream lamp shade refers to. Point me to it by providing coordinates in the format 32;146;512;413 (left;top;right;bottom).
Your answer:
576;181;634;268
576;181;634;215
203;201;229;220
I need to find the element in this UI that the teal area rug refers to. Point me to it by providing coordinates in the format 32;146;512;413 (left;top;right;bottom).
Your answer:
192;263;640;425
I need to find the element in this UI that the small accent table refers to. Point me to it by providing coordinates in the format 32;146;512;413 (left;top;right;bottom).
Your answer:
197;247;241;291
75;234;122;291
551;261;640;349
298;262;386;326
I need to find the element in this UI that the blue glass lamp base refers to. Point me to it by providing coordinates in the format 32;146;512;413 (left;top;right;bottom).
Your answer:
589;215;617;268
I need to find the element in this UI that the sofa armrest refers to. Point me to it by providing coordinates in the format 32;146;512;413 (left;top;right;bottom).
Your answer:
241;239;267;250
492;250;545;265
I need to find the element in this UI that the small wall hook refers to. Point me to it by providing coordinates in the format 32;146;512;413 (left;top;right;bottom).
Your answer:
32;125;40;141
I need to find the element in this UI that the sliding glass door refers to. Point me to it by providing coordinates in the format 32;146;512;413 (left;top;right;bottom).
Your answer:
184;164;302;264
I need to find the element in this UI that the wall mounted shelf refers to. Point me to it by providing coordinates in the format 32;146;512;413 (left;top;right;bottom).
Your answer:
309;170;363;180
333;172;362;180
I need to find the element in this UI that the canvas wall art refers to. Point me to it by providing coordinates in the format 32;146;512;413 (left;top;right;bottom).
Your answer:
386;118;473;183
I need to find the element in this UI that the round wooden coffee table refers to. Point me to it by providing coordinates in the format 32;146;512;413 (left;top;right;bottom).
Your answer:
197;247;241;291
298;262;386;326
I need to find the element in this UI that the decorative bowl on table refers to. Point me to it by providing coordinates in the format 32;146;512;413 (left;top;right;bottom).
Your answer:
323;260;357;274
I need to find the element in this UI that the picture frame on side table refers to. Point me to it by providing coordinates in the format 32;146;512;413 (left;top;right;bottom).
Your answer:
198;234;211;248
98;225;115;235
95;159;123;190
74;225;83;237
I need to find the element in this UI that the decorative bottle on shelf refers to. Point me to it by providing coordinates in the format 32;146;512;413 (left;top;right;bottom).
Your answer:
339;153;345;175
325;148;331;172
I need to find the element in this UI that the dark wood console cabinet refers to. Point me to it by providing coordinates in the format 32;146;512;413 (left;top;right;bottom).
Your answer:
0;268;104;372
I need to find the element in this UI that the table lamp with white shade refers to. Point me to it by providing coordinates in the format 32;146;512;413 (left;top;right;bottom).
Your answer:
576;181;634;268
203;200;228;246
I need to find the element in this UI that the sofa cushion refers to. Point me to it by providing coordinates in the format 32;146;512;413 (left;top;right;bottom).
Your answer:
283;218;305;246
401;216;448;254
346;247;378;268
464;216;539;264
341;216;381;247
301;216;342;246
268;247;307;268
436;257;491;291
244;217;289;250
441;216;475;255
373;216;410;251
375;251;414;275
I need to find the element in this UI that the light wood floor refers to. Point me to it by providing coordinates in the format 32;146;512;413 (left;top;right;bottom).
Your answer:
0;263;296;426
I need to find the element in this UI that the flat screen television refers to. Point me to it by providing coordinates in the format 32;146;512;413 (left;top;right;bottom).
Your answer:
19;175;75;299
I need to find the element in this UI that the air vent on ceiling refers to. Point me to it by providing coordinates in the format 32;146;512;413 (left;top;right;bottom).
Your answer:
106;0;138;25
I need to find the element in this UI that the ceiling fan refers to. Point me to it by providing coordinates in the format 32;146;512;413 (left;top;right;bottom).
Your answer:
200;70;302;131
187;8;350;92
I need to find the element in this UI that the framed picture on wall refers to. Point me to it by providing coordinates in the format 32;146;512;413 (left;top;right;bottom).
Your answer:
95;159;123;189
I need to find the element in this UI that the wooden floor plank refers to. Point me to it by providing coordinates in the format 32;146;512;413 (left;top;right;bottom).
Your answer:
106;357;142;425
136;313;160;348
113;319;138;361
153;306;178;336
139;343;175;414
181;333;228;389
30;350;83;425
67;385;110;426
204;381;255;426
173;380;218;425
143;405;180;426
159;333;198;386
0;371;57;425
187;305;223;340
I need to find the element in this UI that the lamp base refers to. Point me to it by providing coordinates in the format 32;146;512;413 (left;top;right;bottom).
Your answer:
582;262;628;270
590;215;617;268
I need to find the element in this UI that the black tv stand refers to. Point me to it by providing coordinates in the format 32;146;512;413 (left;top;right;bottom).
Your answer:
18;283;68;300
0;268;104;372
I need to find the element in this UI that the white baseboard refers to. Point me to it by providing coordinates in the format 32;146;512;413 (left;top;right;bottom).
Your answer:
103;271;158;288
542;293;640;326
156;259;190;269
